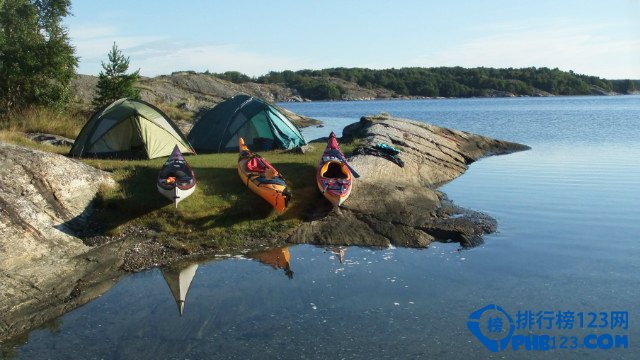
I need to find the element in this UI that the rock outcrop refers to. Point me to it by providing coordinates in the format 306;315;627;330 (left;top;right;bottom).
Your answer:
138;72;300;106
25;133;75;147
72;72;395;107
289;115;529;248
72;73;320;131
590;85;619;96
0;142;124;340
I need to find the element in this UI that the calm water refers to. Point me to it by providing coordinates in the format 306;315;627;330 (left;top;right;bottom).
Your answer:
5;96;640;359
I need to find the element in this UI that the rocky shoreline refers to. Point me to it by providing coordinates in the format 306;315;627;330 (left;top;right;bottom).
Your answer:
289;115;529;247
72;73;623;117
0;115;528;341
0;143;122;340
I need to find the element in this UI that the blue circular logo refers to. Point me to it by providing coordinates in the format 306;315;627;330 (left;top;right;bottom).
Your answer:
467;304;515;352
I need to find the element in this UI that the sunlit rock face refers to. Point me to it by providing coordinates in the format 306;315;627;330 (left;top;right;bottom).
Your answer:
0;142;121;340
289;115;529;248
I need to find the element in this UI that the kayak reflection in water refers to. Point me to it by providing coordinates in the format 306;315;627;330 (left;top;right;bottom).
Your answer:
249;247;294;279
326;246;347;264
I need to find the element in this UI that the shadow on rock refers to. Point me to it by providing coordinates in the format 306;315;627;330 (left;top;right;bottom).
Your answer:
289;115;529;249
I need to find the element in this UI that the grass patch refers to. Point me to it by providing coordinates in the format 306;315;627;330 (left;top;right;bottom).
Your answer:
155;102;195;122
0;106;88;139
0;104;353;254
84;145;340;253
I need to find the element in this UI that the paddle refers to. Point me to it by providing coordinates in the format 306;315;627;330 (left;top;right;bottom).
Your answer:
345;162;360;179
328;149;360;178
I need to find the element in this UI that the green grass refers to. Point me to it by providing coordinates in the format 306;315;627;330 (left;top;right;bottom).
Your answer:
83;144;347;253
0;105;354;254
0;106;89;139
0;105;87;154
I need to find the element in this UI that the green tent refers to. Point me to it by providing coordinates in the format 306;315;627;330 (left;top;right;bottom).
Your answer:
69;98;194;159
187;95;306;153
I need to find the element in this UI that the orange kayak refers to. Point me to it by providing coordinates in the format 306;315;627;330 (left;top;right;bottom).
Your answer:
248;246;293;279
237;138;291;212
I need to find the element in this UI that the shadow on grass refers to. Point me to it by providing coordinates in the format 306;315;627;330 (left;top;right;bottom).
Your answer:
92;166;169;234
270;162;331;221
194;167;274;227
91;159;330;238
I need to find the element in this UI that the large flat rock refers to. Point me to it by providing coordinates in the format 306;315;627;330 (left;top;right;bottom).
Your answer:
289;115;529;247
0;143;124;340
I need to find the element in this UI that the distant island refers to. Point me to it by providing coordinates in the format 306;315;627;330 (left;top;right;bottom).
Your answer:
198;66;640;100
72;67;640;123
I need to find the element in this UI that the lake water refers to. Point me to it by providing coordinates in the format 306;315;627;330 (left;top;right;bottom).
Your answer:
5;96;640;359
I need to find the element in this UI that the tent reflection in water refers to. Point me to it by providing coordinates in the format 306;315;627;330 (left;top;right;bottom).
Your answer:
161;262;199;316
248;247;294;279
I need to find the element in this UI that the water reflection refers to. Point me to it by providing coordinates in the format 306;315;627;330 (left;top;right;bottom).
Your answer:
160;262;199;316
325;246;348;264
247;247;294;279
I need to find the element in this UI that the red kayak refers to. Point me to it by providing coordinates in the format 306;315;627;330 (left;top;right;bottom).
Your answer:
316;132;353;206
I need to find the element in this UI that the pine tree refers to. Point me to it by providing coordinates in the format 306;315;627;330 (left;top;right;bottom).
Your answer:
0;0;77;115
92;42;140;109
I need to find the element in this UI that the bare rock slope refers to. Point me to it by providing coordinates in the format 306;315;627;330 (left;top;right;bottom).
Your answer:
289;115;529;247
0;143;124;340
73;73;318;129
73;73;298;107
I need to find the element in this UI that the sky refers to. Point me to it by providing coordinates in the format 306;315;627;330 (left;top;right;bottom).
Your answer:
64;0;640;79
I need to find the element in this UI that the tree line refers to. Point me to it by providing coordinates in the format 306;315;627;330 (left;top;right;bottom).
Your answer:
0;0;139;119
0;0;77;114
212;67;637;100
1;0;637;118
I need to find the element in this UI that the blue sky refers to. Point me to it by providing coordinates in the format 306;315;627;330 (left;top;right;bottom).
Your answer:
65;0;640;79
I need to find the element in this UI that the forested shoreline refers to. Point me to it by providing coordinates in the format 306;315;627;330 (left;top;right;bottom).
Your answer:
209;67;640;100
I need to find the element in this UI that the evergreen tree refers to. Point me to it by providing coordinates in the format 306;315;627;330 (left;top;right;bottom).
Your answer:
92;42;140;109
0;0;77;115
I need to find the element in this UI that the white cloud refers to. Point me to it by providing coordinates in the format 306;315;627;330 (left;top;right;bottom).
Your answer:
70;24;167;75
122;41;312;77
411;20;640;79
71;19;640;79
71;27;314;77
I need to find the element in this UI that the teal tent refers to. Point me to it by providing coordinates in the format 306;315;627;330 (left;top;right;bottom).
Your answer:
187;95;306;153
